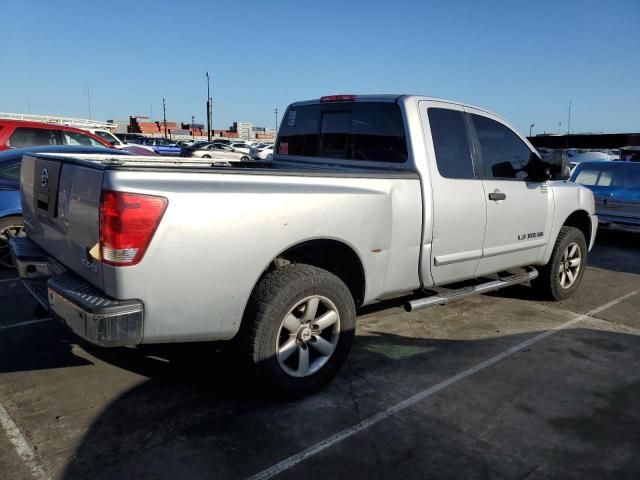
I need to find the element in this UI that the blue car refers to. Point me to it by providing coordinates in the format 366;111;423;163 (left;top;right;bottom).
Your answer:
0;145;128;267
570;160;640;233
133;137;182;156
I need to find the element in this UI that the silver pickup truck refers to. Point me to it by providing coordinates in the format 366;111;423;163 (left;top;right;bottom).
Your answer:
11;94;597;398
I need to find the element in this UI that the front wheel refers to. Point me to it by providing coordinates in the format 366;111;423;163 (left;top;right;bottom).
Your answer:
532;226;587;300
240;155;250;162
242;264;356;399
0;216;24;268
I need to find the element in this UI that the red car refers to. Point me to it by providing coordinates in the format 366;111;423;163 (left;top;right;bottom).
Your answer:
0;120;111;151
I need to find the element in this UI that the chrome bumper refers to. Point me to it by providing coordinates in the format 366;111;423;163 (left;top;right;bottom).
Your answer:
9;237;144;347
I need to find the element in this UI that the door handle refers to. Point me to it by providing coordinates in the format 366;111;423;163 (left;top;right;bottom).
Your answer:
488;190;506;201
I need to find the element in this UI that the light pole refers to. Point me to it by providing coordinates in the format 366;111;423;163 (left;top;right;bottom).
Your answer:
529;123;535;137
206;72;212;141
274;108;278;134
162;97;167;140
191;115;195;139
83;84;93;119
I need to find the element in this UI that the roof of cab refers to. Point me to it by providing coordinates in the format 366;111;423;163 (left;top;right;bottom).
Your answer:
287;94;500;118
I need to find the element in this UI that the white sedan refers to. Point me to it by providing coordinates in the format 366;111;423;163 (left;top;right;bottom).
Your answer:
251;144;274;160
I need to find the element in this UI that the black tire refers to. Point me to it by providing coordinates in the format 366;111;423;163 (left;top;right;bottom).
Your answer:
241;264;356;399
532;226;587;300
0;216;23;269
240;156;250;162
202;154;211;159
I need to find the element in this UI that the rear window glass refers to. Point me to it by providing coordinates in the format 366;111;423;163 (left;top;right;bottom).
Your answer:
277;102;408;163
9;127;60;148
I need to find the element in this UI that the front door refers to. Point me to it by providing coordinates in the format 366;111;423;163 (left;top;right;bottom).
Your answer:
466;111;553;275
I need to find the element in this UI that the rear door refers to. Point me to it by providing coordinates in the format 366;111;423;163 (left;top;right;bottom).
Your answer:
616;163;640;222
419;101;487;285
467;111;553;275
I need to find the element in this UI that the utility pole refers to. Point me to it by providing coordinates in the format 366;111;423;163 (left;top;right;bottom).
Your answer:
566;100;572;149
206;72;212;141
162;97;167;140
191;115;195;139
83;84;93;119
274;108;278;134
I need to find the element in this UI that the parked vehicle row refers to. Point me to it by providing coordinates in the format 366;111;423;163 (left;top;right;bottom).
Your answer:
11;93;595;399
571;160;640;233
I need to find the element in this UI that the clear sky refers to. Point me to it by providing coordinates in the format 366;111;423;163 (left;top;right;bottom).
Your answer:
1;0;638;135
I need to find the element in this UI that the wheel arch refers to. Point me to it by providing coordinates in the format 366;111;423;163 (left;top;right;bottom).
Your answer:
562;210;592;245
541;209;592;265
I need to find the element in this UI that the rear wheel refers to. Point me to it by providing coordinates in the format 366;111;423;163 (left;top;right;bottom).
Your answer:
532;226;587;300
242;264;356;399
0;216;24;268
202;154;211;159
240;156;250;162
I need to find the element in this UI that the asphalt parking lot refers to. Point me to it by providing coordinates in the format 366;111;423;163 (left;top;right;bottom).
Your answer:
1;230;639;480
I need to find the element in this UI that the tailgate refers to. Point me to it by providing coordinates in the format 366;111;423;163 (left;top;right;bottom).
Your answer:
21;153;105;290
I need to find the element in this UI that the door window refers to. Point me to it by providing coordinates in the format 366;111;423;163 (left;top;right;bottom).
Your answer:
8;127;60;148
61;131;104;147
471;114;536;180
427;108;474;179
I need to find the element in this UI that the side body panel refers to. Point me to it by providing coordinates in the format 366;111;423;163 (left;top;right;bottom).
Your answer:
101;170;423;343
542;182;597;260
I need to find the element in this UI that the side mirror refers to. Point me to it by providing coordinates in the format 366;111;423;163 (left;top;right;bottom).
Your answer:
549;150;571;180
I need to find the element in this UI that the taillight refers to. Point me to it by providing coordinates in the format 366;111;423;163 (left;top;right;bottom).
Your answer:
99;190;168;266
320;94;357;103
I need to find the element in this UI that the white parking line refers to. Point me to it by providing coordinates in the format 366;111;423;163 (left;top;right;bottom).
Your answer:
0;401;50;480
0;277;20;284
249;290;638;480
0;318;53;331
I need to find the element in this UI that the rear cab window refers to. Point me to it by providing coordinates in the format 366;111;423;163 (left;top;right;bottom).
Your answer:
276;101;408;163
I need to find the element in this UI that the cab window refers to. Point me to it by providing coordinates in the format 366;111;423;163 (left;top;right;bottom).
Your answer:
277;102;408;163
428;108;475;179
8;127;61;148
61;131;104;147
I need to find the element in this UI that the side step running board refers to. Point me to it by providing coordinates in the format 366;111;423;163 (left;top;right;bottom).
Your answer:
405;267;538;312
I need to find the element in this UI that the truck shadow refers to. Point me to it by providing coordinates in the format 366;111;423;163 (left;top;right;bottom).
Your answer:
587;229;640;276
53;324;640;480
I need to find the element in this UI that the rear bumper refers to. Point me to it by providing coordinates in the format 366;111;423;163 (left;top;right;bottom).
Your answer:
9;237;144;347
